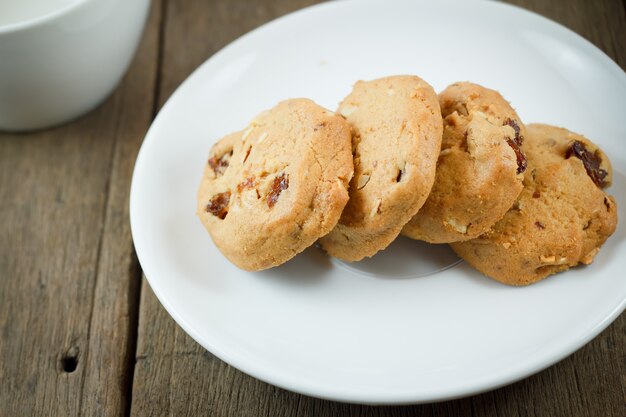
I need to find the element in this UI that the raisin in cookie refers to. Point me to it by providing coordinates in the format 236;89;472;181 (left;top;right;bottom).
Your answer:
319;75;442;261
402;82;527;243
451;124;618;285
197;99;354;271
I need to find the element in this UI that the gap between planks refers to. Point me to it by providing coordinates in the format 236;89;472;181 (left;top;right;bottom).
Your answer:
123;0;170;415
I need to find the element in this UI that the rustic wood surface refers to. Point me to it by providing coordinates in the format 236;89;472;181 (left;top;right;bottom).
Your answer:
0;0;624;416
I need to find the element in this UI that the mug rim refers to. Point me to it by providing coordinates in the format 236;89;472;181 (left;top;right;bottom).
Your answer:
0;0;94;34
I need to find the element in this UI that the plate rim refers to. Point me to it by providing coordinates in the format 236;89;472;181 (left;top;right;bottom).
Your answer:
130;0;626;404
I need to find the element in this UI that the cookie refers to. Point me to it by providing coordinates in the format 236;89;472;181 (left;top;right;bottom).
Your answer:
319;75;442;261
402;82;527;243
450;124;618;285
197;98;354;271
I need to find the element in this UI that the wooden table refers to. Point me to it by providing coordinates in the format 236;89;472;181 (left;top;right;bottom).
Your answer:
1;1;624;415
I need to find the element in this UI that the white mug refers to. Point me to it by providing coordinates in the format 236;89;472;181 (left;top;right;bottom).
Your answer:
0;0;151;131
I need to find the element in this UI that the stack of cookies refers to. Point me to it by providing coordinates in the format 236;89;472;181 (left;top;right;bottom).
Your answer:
197;75;618;286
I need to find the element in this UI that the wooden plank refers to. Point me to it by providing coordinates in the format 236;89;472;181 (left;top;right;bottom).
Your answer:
127;278;176;417
78;1;162;416
156;0;318;110
507;0;626;68
0;105;113;417
130;0;626;416
0;2;161;416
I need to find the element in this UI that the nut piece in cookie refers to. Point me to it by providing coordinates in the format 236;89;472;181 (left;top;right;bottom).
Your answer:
450;124;617;285
197;99;354;271
402;82;527;243
319;75;443;261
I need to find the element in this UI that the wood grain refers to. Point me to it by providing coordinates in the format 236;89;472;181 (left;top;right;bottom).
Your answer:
0;1;161;416
0;93;112;417
507;0;626;68
129;0;626;416
1;0;624;416
78;2;162;416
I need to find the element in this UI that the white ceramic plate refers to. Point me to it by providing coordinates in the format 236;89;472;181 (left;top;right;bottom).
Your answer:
130;0;626;404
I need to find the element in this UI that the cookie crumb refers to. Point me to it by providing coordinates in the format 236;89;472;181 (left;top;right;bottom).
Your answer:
357;174;370;190
257;132;268;144
581;248;600;264
370;199;382;217
242;126;254;141
446;218;467;234
339;104;358;117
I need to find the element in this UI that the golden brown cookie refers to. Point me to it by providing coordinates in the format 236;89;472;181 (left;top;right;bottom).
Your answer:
319;75;442;261
197;99;354;271
451;124;618;285
402;82;527;243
